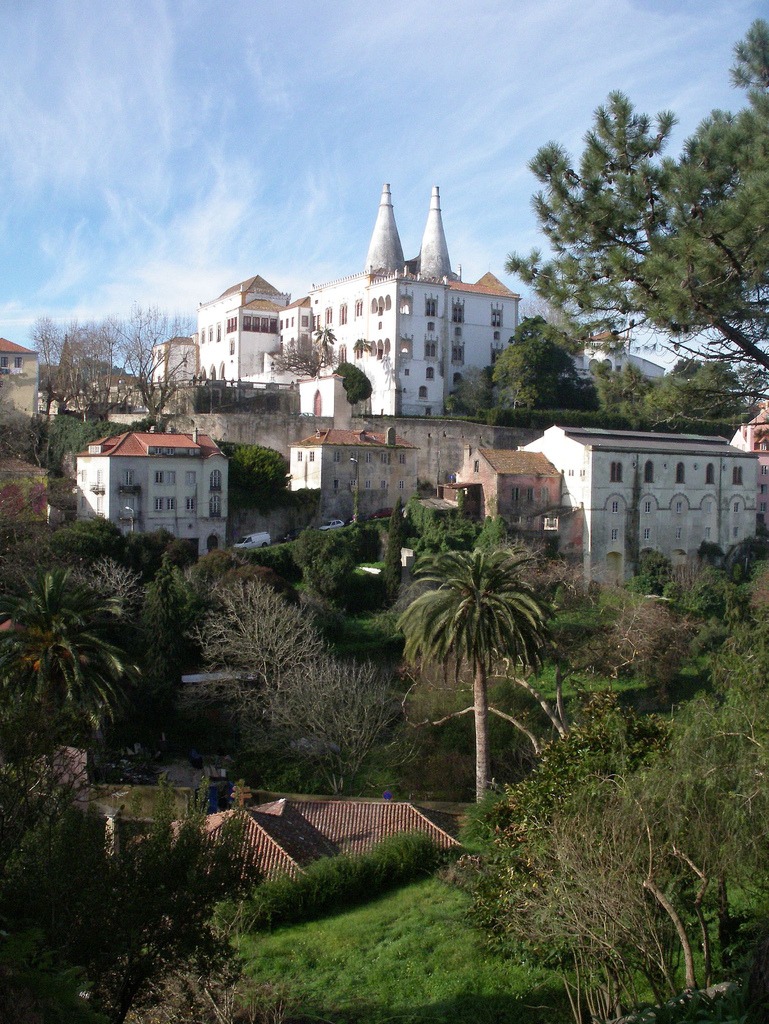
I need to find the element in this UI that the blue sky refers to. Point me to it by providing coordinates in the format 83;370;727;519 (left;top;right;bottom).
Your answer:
0;0;764;352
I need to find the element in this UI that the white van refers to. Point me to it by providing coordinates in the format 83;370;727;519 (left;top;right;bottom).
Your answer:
233;532;271;549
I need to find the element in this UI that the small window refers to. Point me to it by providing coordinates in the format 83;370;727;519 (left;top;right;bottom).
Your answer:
167;497;176;510
297;451;303;463
333;451;341;463
426;367;434;380
675;527;682;539
705;526;711;539
473;460;480;473
186;471;196;485
209;495;221;517
365;479;371;489
611;501;619;514
611;528;618;541
210;469;221;490
155;470;163;484
380;480;387;489
675;501;682;514
706;463;715;484
644;500;652;513
309;452;315;462
644;460;654;483
733;466;743;485
643;528;651;540
610;461;622;483
399;453;406;464
419;386;428;399
154;497;163;511
365;452;372;463
734;501;740;513
333;479;339;491
676;462;685;484
185;497;195;511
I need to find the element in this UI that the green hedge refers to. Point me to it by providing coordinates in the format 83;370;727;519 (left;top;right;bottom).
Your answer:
236;832;452;932
242;543;302;583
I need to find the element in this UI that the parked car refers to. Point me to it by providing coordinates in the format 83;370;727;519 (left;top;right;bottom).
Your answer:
233;531;271;549
368;508;394;520
318;519;345;531
281;528;304;543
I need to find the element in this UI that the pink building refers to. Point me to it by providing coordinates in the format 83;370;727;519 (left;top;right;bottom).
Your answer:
731;402;769;528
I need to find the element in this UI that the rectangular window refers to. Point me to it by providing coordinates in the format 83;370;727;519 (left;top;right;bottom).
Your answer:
333;479;339;491
186;471;196;485
14;356;22;368
380;480;387;489
705;526;711;539
512;487;519;502
643;528;651;540
333;451;341;463
644;500;652;513
526;487;534;501
473;460;480;473
381;453;390;464
734;526;739;538
355;300;363;318
309;452;315;462
302;315;309;327
155;471;163;484
762;502;767;512
762;466;768;475
675;527;682;539
297;451;303;462
123;470;133;485
154;497;163;511
339;305;348;325
611;528;618;541
365;452;372;463
425;297;437;317
166;471;176;484
365;479;371;489
167;497;176;510
734;501;740;513
675;501;682;513
399;453;406;464
761;484;767;494
611;501;619;513
540;487;549;501
491;308;502;327
704;499;712;513
451;301;464;323
398;480;405;490
230;340;235;355
185;497;195;511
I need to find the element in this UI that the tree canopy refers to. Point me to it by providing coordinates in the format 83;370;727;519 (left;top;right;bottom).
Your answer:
335;361;373;405
506;20;769;375
492;316;596;410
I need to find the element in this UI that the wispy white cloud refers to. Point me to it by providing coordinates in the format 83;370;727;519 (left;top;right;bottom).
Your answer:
0;0;765;344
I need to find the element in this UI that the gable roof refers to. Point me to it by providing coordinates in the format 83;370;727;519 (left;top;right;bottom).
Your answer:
448;272;519;298
0;338;36;355
477;449;559;476
291;428;417;450
77;431;224;459
217;275;283;300
207;798;461;879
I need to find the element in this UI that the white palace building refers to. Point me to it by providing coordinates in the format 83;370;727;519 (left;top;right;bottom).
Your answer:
193;184;521;417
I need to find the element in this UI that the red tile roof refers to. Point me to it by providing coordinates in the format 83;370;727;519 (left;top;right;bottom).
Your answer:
0;338;36;354
207;798;460;879
77;431;224;458
448;272;519;298
291;428;417;449
476;449;559;476
217;275;283;300
243;299;283;312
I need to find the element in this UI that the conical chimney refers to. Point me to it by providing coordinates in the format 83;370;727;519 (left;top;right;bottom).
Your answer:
365;183;404;274
418;186;452;281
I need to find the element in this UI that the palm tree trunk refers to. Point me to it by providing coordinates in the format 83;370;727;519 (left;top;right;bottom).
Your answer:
473;662;490;802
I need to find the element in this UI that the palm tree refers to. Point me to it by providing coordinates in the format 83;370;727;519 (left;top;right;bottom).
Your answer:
0;568;136;731
313;326;336;374
398;547;550;802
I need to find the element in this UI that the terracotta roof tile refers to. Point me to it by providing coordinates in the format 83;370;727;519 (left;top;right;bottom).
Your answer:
77;431;224;458
243;299;283;312
291;428;417;449
476;449;559;476
217;275;283;300
0;338;36;354
448;273;519;298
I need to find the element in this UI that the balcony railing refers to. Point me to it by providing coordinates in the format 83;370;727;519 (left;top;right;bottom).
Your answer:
118;483;141;494
90;484;105;494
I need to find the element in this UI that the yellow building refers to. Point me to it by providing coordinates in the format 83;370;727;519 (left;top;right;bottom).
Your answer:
0;338;39;417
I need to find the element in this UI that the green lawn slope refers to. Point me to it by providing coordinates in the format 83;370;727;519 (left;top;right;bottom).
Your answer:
238;876;565;1023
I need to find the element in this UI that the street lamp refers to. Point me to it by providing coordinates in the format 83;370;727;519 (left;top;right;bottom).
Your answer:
123;506;135;533
350;456;359;521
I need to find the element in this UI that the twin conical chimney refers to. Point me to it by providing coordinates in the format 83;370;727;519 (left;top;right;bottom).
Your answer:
365;184;453;280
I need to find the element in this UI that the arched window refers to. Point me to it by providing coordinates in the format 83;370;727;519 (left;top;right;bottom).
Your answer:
314;389;322;416
210;469;221;491
418;386;428;399
644;460;654;483
209;365;216;381
706;463;715;484
676;462;685;483
733;466;743;485
338;345;347;363
426;367;434;380
219;363;226;380
385;295;392;311
370;299;378;314
610;461;622;483
384;339;390;355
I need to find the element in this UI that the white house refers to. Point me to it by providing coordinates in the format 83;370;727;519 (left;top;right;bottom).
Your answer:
523;425;757;582
76;429;228;555
196;275;290;383
289;426;418;521
0;338;39;417
304;184;520;417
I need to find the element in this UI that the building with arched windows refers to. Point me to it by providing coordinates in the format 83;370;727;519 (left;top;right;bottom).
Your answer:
75;429;228;555
189;185;520;414
523;425;757;582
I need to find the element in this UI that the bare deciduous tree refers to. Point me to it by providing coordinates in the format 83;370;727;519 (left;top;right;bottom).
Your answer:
116;305;194;419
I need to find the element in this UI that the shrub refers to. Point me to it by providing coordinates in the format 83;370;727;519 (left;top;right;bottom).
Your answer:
237;833;451;932
242;543;301;583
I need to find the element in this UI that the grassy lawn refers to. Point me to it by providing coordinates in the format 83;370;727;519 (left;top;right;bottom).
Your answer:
238;877;565;1024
